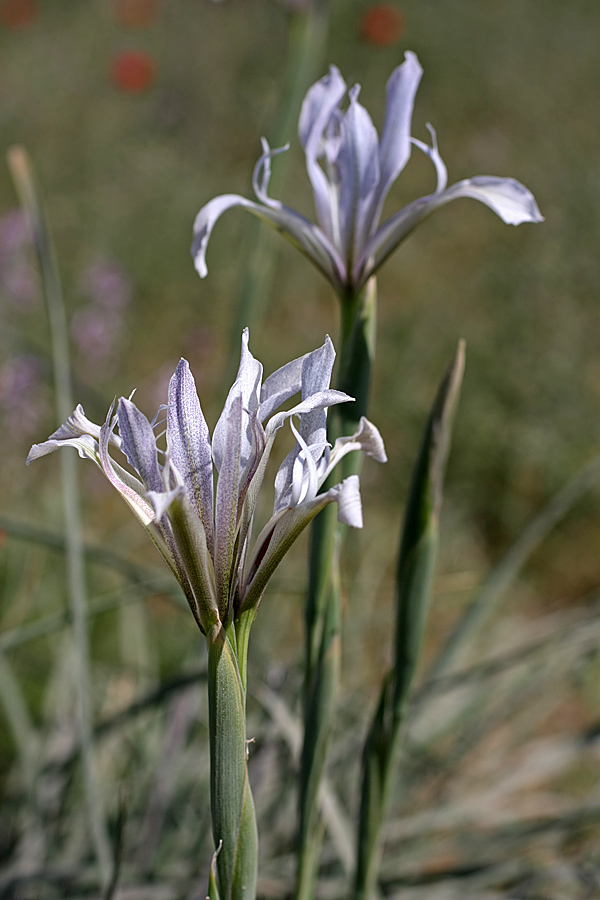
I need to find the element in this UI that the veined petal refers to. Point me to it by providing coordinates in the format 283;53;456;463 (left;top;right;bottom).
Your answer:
360;175;543;289
117;398;163;493
213;393;243;621
336;86;381;267
167;359;214;552
191;192;344;288
240;475;362;612
372;51;423;227
298;64;347;244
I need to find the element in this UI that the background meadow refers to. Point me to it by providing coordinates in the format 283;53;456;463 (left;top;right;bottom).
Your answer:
1;1;600;897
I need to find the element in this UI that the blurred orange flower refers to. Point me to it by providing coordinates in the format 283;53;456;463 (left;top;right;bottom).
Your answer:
0;0;38;29
113;0;158;28
360;4;405;47
112;50;156;92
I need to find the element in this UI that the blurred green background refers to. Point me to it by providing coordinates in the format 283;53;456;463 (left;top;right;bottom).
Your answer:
1;1;600;896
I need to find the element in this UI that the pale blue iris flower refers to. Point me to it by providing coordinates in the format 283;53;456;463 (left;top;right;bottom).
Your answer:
192;52;543;295
27;332;386;633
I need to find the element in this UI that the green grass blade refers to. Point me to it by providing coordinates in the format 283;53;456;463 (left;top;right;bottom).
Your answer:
7;146;112;883
354;341;465;900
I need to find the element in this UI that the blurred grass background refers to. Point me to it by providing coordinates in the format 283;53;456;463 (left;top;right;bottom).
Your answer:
1;1;600;897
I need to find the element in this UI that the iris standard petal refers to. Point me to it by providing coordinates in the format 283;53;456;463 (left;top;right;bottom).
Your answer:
336;86;381;267
373;51;423;226
298;64;347;244
167;359;214;551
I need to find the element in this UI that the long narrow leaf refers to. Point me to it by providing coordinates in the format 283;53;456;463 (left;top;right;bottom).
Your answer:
354;341;465;900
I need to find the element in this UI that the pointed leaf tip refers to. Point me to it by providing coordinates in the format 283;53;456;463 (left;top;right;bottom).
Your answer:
429;339;466;518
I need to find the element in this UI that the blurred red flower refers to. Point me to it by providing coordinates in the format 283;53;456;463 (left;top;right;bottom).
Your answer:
113;0;158;28
360;4;405;47
0;0;38;29
112;50;156;92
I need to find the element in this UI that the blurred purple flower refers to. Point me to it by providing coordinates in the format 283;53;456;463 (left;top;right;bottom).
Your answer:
71;306;122;366
71;258;132;377
80;259;132;311
0;209;30;257
0;208;38;310
0;354;46;439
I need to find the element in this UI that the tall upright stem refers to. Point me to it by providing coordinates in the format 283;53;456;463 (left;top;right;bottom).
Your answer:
296;279;377;899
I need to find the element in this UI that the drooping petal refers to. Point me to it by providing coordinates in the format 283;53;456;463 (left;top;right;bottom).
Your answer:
298;64;348;245
117;398;163;493
241;475;362;612
321;416;387;483
213;392;243;620
167;359;214;550
191;192;344;289
442;176;545;225
26;403;121;465
271;390;353;515
336;86;381;268
27;432;99;465
372;51;423;227
360;175;543;289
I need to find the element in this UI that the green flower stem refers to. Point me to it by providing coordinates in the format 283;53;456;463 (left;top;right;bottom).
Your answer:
206;624;258;900
296;279;377;898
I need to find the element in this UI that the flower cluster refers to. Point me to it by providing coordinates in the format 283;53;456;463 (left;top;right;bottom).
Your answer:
192;52;542;295
28;331;385;632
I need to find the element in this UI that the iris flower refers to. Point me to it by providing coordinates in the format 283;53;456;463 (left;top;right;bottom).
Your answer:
27;331;385;633
192;52;543;295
